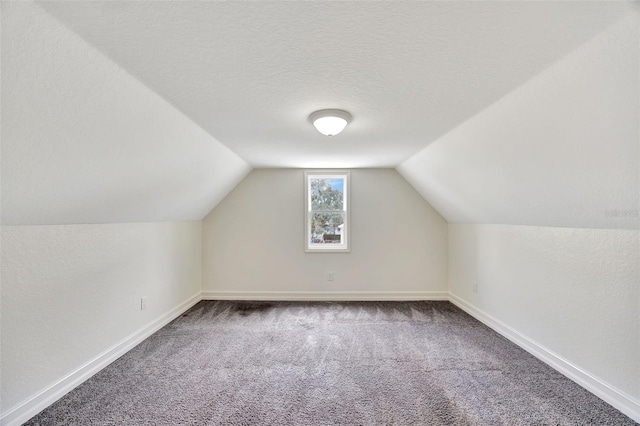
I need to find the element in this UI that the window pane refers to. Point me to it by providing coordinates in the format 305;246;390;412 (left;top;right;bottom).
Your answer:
310;212;345;245
310;178;344;211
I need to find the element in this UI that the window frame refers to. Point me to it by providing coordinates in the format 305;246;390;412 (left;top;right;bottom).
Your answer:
304;171;351;253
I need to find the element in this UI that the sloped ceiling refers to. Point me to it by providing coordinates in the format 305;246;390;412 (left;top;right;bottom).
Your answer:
38;1;631;168
398;14;639;230
3;1;638;227
1;2;251;225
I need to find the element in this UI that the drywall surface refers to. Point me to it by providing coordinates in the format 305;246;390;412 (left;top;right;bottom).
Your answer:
1;2;251;225
398;14;639;229
40;1;630;168
448;223;640;402
0;221;202;414
202;169;447;295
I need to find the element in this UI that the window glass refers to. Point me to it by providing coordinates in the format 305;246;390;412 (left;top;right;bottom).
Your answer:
305;172;350;252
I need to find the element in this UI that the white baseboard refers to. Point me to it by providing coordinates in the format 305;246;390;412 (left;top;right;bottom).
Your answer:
201;290;450;301
1;293;202;426
5;292;637;425
448;293;640;423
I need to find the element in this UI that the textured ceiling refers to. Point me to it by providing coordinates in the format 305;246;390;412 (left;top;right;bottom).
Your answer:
398;14;639;229
39;1;632;168
2;2;251;225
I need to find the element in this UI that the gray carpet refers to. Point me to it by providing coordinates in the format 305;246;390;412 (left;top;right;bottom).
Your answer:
25;301;636;425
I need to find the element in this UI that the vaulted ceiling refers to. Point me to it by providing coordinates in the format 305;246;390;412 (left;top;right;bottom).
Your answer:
2;1;638;227
2;2;251;225
37;1;633;168
398;13;639;229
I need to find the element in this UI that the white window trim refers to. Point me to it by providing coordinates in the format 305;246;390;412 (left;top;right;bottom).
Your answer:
304;171;350;253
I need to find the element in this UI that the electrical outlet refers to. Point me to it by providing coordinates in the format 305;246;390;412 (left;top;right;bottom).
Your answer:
141;297;148;310
473;280;478;293
327;271;335;281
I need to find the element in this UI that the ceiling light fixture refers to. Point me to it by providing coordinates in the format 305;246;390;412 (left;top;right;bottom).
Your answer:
309;109;352;136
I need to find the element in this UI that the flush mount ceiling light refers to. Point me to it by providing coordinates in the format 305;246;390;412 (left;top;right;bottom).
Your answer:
309;109;352;136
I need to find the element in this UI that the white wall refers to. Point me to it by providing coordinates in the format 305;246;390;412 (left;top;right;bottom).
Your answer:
202;169;448;298
0;222;202;423
1;3;226;423
1;2;251;226
397;14;638;230
448;224;639;417
394;11;640;421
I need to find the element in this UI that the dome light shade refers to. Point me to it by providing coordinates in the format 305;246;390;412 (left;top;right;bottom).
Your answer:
309;109;352;136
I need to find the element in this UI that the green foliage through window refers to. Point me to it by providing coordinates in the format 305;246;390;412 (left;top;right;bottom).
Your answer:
310;178;344;210
309;177;345;245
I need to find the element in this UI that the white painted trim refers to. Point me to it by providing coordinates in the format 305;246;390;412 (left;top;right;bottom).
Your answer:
1;293;202;426
304;171;351;253
5;291;637;425
202;290;449;301
448;292;640;424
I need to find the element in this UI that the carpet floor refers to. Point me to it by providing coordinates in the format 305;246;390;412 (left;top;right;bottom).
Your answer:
25;301;636;425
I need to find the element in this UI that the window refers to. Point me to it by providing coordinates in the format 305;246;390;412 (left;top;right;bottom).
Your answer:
305;171;350;252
